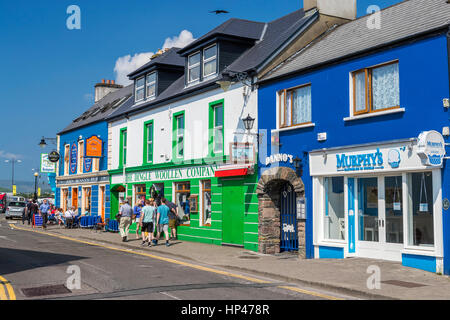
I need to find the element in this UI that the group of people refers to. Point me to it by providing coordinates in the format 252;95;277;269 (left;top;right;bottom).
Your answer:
117;197;178;247
21;198;90;229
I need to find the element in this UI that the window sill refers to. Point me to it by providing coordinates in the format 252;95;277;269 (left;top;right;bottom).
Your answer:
272;123;315;133
344;108;405;121
315;240;346;248
402;247;439;257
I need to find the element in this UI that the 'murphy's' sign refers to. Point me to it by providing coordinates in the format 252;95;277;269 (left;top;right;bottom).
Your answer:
336;148;384;172
126;165;218;183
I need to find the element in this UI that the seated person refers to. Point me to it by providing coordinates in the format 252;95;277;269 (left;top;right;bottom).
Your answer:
64;207;76;228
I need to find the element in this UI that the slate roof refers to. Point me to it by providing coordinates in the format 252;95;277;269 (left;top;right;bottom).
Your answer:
127;47;184;79
262;0;450;82
58;85;133;135
177;19;266;55
107;8;319;121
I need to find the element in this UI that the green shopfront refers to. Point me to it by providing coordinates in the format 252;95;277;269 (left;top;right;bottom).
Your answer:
109;162;259;251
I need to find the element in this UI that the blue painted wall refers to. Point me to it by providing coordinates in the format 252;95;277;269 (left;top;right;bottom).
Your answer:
58;121;108;176
258;34;450;272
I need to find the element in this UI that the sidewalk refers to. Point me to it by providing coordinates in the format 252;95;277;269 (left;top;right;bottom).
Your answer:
12;221;450;300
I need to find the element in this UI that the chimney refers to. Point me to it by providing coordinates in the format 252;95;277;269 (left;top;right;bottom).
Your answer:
304;0;357;20
94;80;123;103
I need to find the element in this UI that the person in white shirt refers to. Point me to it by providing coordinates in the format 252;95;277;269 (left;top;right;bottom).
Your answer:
64;207;75;228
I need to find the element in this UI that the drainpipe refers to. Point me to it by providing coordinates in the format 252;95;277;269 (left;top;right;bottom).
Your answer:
123;114;130;199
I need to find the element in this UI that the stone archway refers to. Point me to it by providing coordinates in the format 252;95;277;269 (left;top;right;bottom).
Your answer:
256;167;305;257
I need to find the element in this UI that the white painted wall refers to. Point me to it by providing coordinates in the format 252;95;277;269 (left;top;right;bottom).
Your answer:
109;83;258;171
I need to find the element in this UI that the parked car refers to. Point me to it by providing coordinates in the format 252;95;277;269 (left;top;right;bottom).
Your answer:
0;193;6;213
5;201;26;220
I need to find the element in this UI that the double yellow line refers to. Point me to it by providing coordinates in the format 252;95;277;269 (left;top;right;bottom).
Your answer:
0;275;16;300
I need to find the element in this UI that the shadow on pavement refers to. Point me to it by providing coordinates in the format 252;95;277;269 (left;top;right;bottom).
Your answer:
0;247;87;276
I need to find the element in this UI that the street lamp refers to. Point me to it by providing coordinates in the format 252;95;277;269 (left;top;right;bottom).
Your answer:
39;137;57;149
34;172;39;200
5;159;22;190
242;114;256;131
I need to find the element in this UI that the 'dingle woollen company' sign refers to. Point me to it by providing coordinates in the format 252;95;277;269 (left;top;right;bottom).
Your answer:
127;165;218;183
336;149;384;172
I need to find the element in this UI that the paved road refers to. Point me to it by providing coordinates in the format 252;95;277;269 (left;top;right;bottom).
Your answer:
0;217;353;301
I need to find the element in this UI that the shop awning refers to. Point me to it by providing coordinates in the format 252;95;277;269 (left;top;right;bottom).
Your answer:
215;165;252;178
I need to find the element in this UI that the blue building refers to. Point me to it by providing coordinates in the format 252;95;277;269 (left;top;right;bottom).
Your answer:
55;80;132;221
256;0;450;274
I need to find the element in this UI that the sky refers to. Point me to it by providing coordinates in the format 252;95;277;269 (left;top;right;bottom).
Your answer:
0;0;402;185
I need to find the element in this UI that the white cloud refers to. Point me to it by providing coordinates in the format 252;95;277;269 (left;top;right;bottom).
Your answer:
114;30;196;86
114;52;154;85
162;30;196;50
83;93;94;102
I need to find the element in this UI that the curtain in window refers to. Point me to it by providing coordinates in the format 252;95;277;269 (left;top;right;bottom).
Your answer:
355;72;366;112
292;86;311;125
372;63;400;110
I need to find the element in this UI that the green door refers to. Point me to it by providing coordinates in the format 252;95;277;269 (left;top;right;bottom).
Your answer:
222;179;244;245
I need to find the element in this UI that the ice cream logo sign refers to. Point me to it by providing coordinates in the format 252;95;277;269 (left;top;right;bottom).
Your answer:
417;130;446;167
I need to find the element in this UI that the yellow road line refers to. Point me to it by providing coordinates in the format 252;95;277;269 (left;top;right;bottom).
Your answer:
277;286;344;300
0;283;7;300
0;276;16;300
9;224;342;300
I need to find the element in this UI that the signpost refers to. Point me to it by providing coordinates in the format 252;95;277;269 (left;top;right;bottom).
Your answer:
40;153;56;173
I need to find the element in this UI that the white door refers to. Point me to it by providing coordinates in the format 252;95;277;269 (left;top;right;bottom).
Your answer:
355;175;403;261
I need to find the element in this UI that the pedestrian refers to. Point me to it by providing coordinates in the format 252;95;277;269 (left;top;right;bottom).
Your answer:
117;198;133;242
166;200;178;240
156;198;171;247
39;199;50;229
140;199;156;247
23;199;31;225
30;199;39;227
133;199;143;240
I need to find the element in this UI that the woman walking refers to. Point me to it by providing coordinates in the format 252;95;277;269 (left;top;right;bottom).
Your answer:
140;199;157;247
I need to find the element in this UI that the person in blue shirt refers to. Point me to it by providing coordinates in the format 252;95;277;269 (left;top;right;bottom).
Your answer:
39;199;51;229
133;200;144;240
156;198;171;247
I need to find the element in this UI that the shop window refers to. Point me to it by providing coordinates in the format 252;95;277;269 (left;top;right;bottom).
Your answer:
78;141;84;174
144;121;154;164
279;84;312;128
408;172;434;247
175;182;191;226
146;72;156;98
352;61;400;116
203;44;217;78
135;185;146;205
83;187;91;214
135;77;145;102
62;189;69;212
324;177;345;240
93;158;100;172
385;176;403;244
120;129;127;167
64;144;70;176
202;180;212;226
175;114;184;158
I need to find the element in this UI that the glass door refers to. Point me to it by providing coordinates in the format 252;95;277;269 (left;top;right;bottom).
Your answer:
358;177;380;243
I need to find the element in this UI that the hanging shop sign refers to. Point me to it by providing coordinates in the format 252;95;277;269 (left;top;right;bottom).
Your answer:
265;153;294;166
85;136;103;158
70;143;78;174
417;130;446;167
84;158;93;172
125;164;218;184
309;138;437;177
48;151;60;163
40;153;56;173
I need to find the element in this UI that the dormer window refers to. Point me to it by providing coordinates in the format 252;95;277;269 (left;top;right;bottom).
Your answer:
135;77;145;102
203;44;217;78
188;52;201;83
146;72;156;98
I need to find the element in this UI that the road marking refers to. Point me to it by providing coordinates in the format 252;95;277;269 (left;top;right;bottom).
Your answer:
0;276;16;300
277;286;343;300
0;283;7;300
0;236;17;242
9;224;343;300
160;291;182;300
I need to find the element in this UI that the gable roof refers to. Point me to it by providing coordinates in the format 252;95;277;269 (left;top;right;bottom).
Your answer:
127;47;184;79
262;0;450;82
177;19;266;56
58;85;133;135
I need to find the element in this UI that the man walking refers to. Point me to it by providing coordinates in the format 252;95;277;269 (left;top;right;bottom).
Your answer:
156;198;171;247
140;199;156;247
166;200;178;240
30;199;39;227
39;199;51;229
23;199;32;225
118;198;133;242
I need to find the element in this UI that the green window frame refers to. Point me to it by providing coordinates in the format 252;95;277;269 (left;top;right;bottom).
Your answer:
172;111;185;160
208;99;224;157
143;120;154;164
119;128;127;168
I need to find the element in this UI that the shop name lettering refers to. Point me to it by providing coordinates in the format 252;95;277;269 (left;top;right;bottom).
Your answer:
336;149;384;171
127;165;218;183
